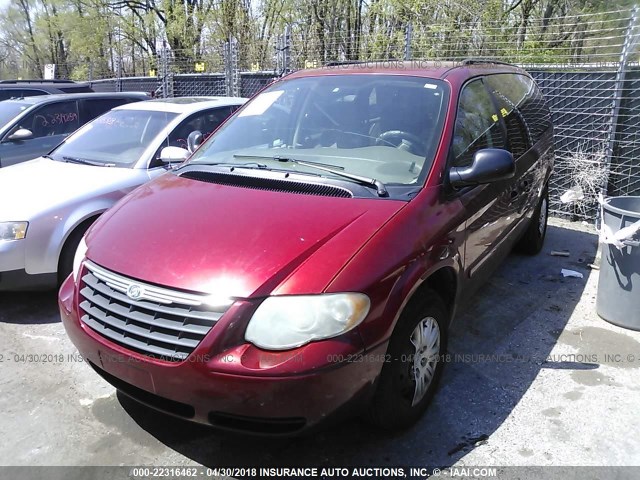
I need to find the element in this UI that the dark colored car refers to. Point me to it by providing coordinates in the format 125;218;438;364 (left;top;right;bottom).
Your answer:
60;60;553;435
0;79;94;101
0;92;148;167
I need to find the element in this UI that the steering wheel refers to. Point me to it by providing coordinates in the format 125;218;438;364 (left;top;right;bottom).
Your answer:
376;130;427;156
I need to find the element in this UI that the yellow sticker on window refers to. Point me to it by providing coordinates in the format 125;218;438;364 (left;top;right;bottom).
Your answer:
500;108;509;117
194;62;205;72
492;114;499;122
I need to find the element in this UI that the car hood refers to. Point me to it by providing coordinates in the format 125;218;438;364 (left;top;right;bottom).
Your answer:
0;157;145;219
87;173;406;298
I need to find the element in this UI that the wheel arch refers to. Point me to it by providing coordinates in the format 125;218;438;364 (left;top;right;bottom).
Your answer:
56;212;102;271
403;265;459;326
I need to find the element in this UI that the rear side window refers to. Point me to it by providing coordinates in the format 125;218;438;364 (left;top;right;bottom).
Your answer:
0;89;21;101
20;89;47;98
484;74;532;158
20;101;80;138
452;79;505;167
485;74;551;145
0;88;47;100
60;86;94;94
82;98;133;123
519;78;551;143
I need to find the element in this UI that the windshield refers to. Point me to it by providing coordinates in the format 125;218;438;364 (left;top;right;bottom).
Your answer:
0;101;30;128
50;109;178;167
189;75;449;187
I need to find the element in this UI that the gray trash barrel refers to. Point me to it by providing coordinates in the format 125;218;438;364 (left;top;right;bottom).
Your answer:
596;196;640;330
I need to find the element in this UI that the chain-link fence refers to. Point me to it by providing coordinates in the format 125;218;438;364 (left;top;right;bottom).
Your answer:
2;7;640;220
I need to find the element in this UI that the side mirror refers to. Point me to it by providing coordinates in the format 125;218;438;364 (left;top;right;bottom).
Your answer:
187;130;204;153
449;148;515;187
160;146;190;164
7;128;33;141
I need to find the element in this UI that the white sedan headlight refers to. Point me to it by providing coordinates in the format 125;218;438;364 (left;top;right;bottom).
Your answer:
0;221;28;241
245;293;370;350
72;237;88;283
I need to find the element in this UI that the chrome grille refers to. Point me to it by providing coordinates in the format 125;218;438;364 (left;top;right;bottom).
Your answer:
79;260;230;361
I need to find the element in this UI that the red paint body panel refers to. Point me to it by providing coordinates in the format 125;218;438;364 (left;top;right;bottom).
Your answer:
87;173;405;297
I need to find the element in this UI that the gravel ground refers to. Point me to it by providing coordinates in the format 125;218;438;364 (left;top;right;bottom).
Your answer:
1;217;639;475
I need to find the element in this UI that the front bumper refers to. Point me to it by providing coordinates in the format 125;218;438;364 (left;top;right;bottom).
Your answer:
0;239;56;290
0;237;25;271
59;275;385;435
0;237;56;290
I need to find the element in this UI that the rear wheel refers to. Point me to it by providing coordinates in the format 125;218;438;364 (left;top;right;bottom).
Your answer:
516;185;549;255
367;289;448;430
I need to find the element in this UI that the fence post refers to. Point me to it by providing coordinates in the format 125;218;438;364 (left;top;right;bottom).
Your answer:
605;6;639;198
157;46;172;98
283;24;291;73
166;51;174;98
233;37;240;96
116;58;122;92
405;22;413;61
274;33;281;75
159;48;165;98
224;37;240;97
274;26;291;76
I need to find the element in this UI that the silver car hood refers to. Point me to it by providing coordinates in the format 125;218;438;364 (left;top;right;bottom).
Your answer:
0;157;152;220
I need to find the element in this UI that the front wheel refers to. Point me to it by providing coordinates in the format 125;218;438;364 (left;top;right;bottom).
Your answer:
516;185;549;255
367;289;448;430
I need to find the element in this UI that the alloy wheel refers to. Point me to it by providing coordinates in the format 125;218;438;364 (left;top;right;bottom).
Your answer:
409;316;441;406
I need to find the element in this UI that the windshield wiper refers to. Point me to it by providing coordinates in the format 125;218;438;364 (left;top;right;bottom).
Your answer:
63;156;114;167
232;154;388;197
233;154;345;170
190;161;269;169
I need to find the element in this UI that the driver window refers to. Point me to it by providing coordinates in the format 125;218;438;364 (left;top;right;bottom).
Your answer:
452;80;505;167
150;108;235;167
19;101;79;139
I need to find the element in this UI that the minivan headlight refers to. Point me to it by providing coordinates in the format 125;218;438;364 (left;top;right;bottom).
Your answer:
72;237;88;282
0;221;28;240
245;293;370;350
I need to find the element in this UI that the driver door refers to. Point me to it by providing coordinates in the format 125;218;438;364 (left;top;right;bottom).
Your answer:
452;78;520;290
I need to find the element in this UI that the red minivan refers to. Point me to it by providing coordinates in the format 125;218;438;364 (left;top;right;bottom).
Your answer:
60;60;553;434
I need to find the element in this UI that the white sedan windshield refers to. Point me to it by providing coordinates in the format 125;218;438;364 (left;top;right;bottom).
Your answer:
51;109;178;167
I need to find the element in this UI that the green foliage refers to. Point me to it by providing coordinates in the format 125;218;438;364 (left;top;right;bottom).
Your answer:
0;0;634;79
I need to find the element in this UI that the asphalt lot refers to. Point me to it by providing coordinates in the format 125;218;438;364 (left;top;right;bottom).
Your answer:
1;217;640;471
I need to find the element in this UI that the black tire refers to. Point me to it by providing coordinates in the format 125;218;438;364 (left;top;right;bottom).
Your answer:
57;220;93;285
516;185;549;255
367;289;448;430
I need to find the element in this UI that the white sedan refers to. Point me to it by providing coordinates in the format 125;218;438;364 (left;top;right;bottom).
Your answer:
0;96;246;290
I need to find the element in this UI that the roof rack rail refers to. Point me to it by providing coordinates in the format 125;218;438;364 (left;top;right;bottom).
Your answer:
0;79;77;84
460;58;517;67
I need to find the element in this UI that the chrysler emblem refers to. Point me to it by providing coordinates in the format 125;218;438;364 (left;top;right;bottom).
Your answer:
126;284;143;300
